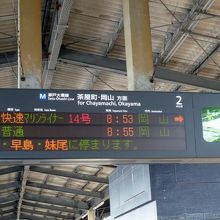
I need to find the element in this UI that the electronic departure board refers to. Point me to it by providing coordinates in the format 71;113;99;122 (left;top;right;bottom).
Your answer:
0;112;186;150
0;89;196;160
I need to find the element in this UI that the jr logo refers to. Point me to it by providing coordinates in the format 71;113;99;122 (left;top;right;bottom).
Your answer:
39;93;47;100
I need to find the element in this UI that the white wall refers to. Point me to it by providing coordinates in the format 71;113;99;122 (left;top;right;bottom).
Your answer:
116;201;157;220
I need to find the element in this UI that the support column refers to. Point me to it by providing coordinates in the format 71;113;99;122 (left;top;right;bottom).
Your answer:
88;210;96;220
18;0;42;88
123;0;154;91
109;1;157;219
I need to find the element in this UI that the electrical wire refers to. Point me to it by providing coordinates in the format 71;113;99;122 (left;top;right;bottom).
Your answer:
171;0;180;26
0;31;16;38
63;37;101;48
4;53;17;79
151;23;173;30
84;67;116;90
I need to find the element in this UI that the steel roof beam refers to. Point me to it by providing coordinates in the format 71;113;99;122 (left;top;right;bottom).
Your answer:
59;49;220;91
0;166;23;175
22;208;74;219
89;187;109;208
0;182;20;190
24;193;89;210
27;181;102;198
0;193;19;203
77;187;109;220
59;49;126;74
22;201;82;214
17;165;30;220
159;0;216;64
0;201;17;209
20;213;55;220
187;42;220;75
42;0;53;49
1;49;220;91
43;0;73;89
0;214;17;220
30;166;108;184
0;208;16;216
105;17;124;55
154;67;220;91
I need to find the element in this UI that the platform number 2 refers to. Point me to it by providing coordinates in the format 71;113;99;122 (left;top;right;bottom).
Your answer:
176;96;183;108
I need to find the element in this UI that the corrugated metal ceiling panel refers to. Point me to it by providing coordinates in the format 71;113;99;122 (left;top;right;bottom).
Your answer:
51;62;94;89
63;0;122;56
0;66;17;88
0;0;17;53
51;62;128;91
154;81;177;91
208;0;220;15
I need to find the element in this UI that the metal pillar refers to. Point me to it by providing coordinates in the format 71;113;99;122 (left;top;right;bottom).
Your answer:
17;1;42;217
88;210;96;220
18;0;42;88
109;1;157;220
123;0;154;91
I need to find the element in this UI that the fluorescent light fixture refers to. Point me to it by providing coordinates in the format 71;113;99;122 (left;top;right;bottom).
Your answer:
93;201;105;210
81;213;88;219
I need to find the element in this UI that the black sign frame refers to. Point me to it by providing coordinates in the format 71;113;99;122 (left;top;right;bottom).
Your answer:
0;89;196;160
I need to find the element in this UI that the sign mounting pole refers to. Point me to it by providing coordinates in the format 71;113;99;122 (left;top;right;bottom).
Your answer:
123;0;154;91
18;0;42;88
